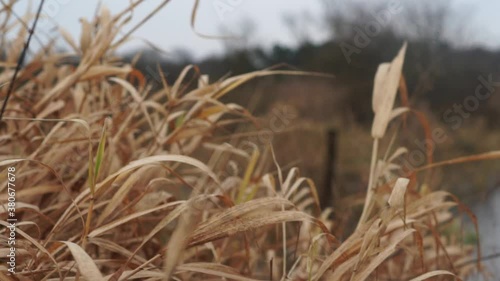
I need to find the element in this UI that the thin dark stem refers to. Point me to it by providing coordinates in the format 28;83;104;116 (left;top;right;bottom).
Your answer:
0;0;45;121
0;0;45;47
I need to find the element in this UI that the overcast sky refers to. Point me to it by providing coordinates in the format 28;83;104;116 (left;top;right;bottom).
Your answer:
11;0;500;59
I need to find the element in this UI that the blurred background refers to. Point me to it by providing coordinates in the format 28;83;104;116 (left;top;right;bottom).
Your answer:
12;0;500;276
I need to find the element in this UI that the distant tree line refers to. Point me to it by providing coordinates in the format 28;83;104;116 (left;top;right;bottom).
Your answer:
124;0;500;127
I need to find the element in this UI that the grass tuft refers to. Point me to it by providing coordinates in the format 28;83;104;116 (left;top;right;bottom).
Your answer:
0;1;497;280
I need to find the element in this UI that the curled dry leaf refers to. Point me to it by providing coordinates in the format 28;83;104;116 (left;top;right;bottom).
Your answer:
371;43;407;139
387;177;409;210
60;241;104;281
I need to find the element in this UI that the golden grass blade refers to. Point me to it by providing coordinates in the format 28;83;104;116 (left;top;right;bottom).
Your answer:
80;18;91;54
129;201;188;259
0;159;23;169
312;232;362;281
352;229;415;281
194;197;294;234
2;116;90;141
89;201;184;238
95;168;143;225
236;148;260;204
61;241;104;280
214;70;333;100
107;154;220;189
172;65;195;99
351;219;383;280
371;43;407;139
189;210;322;248
415;150;500;172
357;139;379;228
88;237;148;265
80;65;132;81
327;256;360;281
408;270;457;281
163;199;201;280
305;178;321;213
93;119;108;188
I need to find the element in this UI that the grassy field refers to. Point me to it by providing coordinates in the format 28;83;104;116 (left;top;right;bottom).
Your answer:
0;1;499;280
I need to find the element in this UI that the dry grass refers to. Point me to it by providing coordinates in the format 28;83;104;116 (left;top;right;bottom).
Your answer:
0;1;498;280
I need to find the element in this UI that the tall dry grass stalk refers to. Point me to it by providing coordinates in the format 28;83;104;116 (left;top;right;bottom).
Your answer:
0;1;498;280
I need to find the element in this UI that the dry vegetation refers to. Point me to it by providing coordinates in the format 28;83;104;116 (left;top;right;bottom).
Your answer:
0;1;499;280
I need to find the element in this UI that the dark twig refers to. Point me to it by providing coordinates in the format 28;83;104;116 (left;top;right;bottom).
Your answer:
0;0;45;121
0;0;46;48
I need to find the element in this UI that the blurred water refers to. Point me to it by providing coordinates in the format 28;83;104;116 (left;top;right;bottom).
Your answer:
468;187;500;280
